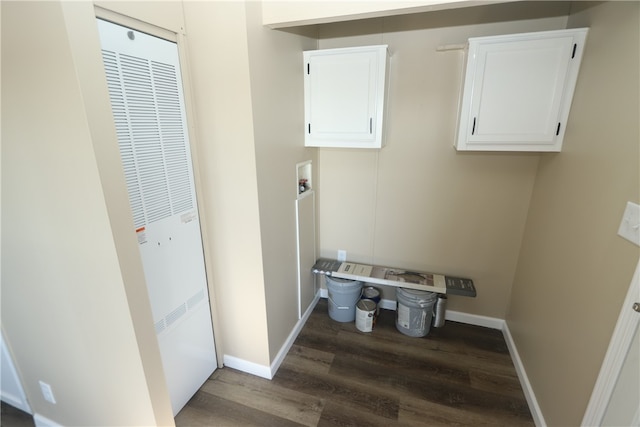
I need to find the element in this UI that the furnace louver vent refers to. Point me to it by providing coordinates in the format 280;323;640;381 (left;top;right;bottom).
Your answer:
165;303;187;327
154;319;166;335
102;49;194;229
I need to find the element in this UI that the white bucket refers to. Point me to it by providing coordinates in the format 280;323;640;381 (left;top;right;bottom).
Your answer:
395;287;438;337
355;299;377;332
326;276;363;322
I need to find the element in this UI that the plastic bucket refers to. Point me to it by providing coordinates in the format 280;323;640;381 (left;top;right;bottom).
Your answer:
326;276;363;322
395;287;438;337
355;299;377;332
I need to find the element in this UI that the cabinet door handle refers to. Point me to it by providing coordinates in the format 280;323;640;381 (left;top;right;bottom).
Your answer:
370;118;373;134
472;117;476;135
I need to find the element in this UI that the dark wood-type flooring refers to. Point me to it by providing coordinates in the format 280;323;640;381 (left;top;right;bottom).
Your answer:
175;299;534;426
0;402;34;427
0;299;533;426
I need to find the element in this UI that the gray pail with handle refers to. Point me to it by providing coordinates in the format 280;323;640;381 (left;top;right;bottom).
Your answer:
326;276;363;322
395;287;438;337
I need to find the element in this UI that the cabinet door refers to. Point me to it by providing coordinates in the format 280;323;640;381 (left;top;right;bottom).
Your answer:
456;29;587;151
304;46;387;148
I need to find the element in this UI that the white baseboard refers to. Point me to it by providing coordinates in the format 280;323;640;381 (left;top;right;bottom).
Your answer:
1;333;32;415
445;310;504;330
223;293;321;380
0;392;32;415
269;293;320;377
222;354;272;380
502;323;546;427
378;298;396;311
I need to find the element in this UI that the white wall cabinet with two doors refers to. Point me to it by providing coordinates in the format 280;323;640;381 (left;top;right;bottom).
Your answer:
304;45;389;149
455;28;588;152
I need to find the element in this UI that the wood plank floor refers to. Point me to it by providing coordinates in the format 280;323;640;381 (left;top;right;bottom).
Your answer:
175;298;534;426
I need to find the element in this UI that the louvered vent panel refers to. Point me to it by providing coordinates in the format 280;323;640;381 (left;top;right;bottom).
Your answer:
165;303;187;327
187;289;205;310
102;49;194;229
152;61;193;214
102;50;146;229
154;319;166;335
120;54;172;224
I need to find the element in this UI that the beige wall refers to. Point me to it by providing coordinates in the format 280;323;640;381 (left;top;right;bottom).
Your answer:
316;2;570;318
244;2;319;360
182;0;271;367
1;1;173;425
507;2;640;425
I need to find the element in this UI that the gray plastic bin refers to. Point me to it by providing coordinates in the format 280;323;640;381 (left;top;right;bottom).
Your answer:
326;276;363;322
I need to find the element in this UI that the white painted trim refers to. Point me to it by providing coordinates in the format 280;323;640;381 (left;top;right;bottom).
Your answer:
379;298;396;311
222;355;272;380
502;322;547;427
632;405;640;427
223;293;322;380
0;330;31;414
582;259;640;426
33;413;63;427
263;0;520;29
270;293;321;377
445;310;504;330
94;5;179;40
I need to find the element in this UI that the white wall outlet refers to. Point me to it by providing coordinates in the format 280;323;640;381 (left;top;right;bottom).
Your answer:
39;380;56;404
617;201;640;246
337;250;347;262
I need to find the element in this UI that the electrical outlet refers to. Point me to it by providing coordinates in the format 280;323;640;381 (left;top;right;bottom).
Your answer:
337;250;347;262
39;381;56;404
618;201;640;246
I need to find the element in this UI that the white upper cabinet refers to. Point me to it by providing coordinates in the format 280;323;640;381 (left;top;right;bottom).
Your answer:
455;28;588;152
304;45;389;148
